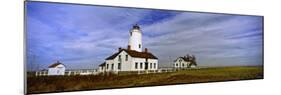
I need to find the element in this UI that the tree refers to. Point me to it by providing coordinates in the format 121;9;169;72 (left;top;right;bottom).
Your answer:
189;54;197;67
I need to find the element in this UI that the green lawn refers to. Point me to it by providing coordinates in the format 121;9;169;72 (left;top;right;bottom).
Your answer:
27;66;263;94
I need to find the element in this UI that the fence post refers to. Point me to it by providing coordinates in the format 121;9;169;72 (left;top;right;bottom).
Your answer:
69;71;71;76
35;71;38;76
116;70;119;75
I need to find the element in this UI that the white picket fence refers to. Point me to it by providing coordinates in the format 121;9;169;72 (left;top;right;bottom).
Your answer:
35;71;48;76
35;69;100;76
35;67;199;76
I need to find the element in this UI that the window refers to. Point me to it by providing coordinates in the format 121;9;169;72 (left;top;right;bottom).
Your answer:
150;63;152;69
118;63;121;70
175;63;178;67
125;55;128;61
139;44;141;48
154;63;156;68
106;64;109;69
111;64;114;70
140;62;143;69
118;55;121;61
135;62;138;69
182;64;184;67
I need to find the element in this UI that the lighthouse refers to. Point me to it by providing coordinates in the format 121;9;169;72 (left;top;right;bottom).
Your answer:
128;24;142;52
100;24;158;72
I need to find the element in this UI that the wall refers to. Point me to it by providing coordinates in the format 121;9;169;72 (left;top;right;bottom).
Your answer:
129;29;142;52
131;58;158;71
105;50;158;71
106;50;133;71
174;58;190;68
48;64;65;75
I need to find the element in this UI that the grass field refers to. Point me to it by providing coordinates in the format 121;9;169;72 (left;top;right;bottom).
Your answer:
27;66;263;94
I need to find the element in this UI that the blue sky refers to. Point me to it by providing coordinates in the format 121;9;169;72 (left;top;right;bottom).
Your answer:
26;2;263;70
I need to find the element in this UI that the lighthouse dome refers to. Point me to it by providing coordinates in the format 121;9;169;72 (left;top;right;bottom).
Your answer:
133;24;140;30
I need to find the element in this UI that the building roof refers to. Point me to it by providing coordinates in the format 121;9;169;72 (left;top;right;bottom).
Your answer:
174;56;192;62
179;57;191;62
48;61;65;68
99;62;106;66
105;48;158;60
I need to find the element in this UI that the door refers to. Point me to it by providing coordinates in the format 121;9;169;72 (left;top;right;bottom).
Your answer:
145;62;148;70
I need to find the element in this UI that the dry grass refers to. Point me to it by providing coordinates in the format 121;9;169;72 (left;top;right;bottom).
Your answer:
27;66;263;94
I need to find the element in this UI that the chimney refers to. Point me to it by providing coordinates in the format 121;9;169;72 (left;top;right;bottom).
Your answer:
145;48;148;53
127;45;131;50
118;47;122;51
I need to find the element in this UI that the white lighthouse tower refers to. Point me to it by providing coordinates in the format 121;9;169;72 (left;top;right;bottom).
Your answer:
128;24;142;52
100;24;159;72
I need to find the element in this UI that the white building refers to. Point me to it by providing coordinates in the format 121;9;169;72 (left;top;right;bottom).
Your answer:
98;62;106;72
99;24;158;72
48;61;66;75
174;55;197;69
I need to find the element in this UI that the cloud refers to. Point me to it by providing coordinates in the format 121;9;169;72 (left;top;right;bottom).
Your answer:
141;13;263;67
26;2;263;70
